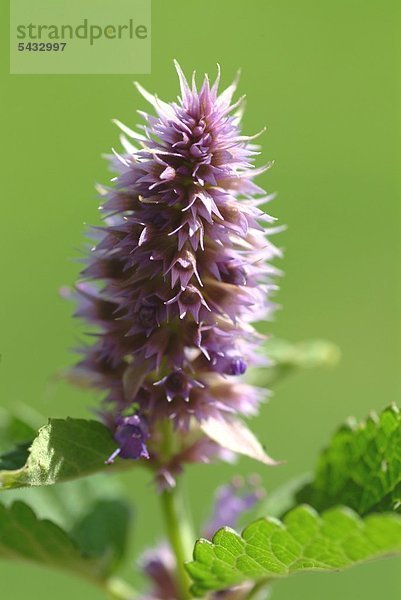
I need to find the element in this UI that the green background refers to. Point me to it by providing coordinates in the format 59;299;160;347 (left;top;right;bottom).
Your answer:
1;0;400;598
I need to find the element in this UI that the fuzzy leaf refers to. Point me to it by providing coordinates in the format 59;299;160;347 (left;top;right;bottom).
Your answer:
186;505;401;596
0;418;119;491
0;501;109;581
297;404;401;515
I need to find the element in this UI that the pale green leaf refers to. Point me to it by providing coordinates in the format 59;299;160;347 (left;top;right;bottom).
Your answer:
186;505;401;596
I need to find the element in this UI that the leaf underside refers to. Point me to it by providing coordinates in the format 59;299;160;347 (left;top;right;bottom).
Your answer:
186;505;401;596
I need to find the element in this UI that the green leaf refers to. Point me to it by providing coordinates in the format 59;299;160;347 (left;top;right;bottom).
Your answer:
296;404;401;515
0;418;119;491
186;505;401;596
0;501;108;582
0;476;132;582
1;471;127;522
251;338;340;388
0;412;37;453
71;499;131;575
0;442;31;471
0;414;133;582
0;408;39;470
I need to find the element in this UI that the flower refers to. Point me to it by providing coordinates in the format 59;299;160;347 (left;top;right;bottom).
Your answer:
106;414;150;463
202;475;265;539
72;62;280;473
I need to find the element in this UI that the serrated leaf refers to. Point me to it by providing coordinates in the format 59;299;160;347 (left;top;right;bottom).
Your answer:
0;418;119;491
186;505;401;596
0;501;106;581
296;404;401;515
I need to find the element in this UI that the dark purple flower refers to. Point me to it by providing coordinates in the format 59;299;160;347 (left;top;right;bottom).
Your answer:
106;414;150;463
71;62;280;472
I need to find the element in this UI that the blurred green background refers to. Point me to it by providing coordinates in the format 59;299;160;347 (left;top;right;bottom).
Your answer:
1;0;400;598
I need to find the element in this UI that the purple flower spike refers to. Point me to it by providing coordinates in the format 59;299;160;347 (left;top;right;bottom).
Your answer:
72;61;280;472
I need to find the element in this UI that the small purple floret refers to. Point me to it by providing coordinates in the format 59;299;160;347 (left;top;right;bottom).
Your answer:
106;415;150;463
203;477;264;538
228;357;247;376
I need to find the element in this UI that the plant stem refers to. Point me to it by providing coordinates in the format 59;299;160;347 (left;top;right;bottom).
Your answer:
160;485;193;599
103;577;137;600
